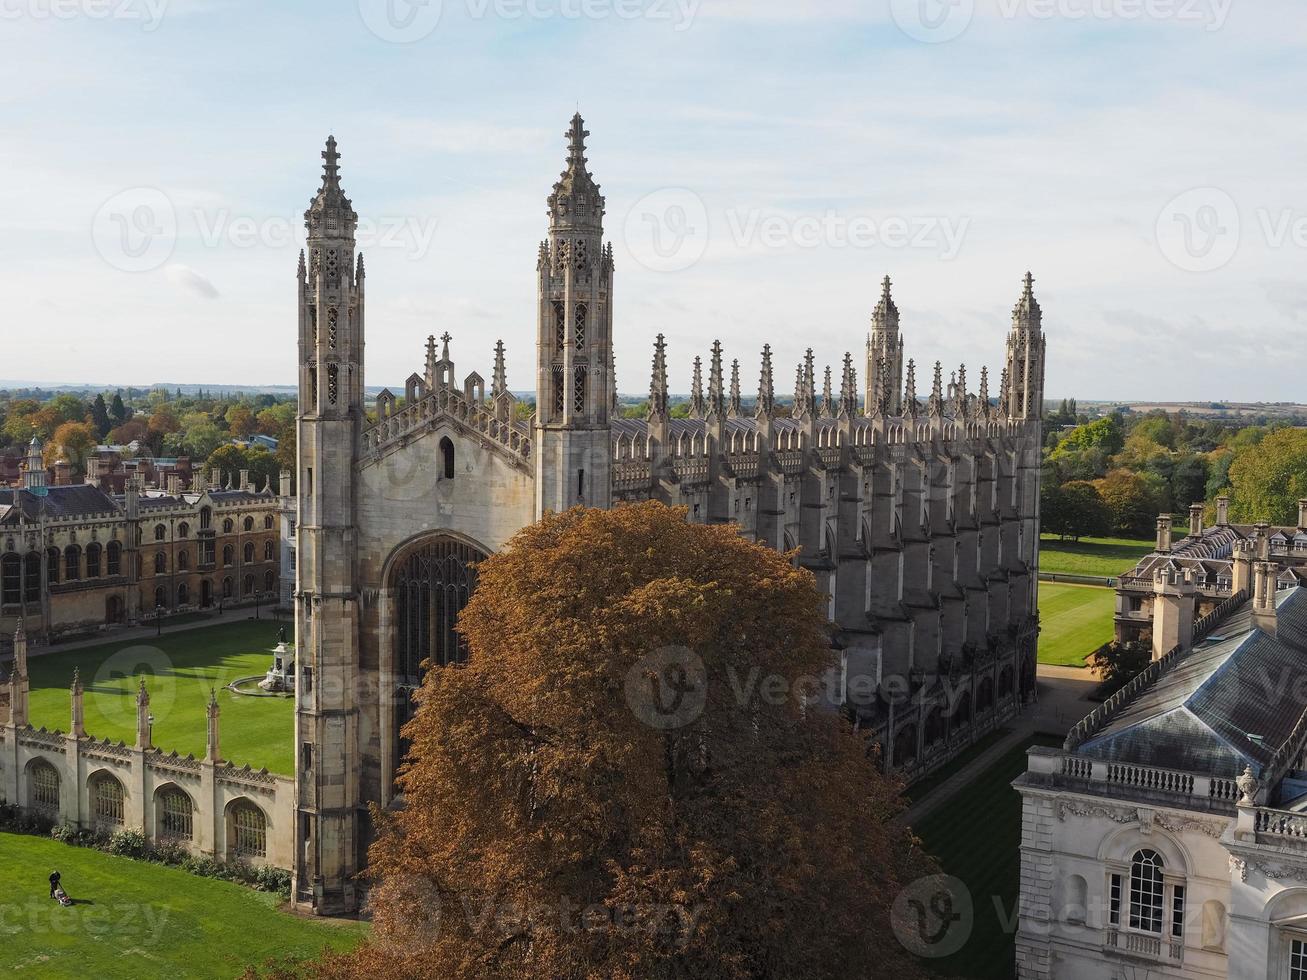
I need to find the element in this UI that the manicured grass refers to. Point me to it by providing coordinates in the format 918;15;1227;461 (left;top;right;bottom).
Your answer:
911;735;1062;980
0;831;365;978
1039;534;1154;580
25;620;294;774
1037;583;1116;667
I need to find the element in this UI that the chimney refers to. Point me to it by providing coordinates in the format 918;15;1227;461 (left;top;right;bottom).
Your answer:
1299;499;1307;530
1252;560;1278;637
1189;503;1204;538
239;469;250;492
1255;523;1271;561
210;467;221;491
1156;514;1173;553
279;469;292;498
1216;495;1230;526
167;473;181;496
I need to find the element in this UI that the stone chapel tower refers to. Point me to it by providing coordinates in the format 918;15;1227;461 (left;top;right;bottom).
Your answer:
534;114;615;515
1002;271;1046;420
293;136;366;914
864;275;903;416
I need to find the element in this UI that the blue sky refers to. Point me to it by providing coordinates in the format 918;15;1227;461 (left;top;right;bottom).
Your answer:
2;0;1305;400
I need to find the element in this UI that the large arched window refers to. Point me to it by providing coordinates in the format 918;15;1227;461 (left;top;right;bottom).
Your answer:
23;552;39;602
27;759;60;815
391;536;487;759
223;518;234;534
243;542;255;564
1129;849;1165;933
154;551;167;575
106;541;121;576
222;576;233;598
157;786;194;841
154;585;166;609
46;546;59;585
90;771;125;829
64;546;81;581
85;543;102;578
440;437;455;481
0;553;20;605
177;582;189;605
263;541;274;562
243;574;254;596
264;569;276;592
227;800;267;860
177;522;189;539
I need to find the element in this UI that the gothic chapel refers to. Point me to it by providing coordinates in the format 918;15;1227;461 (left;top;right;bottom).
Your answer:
293;116;1046;913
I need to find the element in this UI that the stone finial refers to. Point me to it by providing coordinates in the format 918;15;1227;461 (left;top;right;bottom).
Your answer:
955;364;968;416
839;352;857;418
206;687;221;762
873;274;898;328
356;252;365;282
70;667;84;739
1013;270;1041;327
1236;765;1260;806
297;249;306;279
136;678;152;750
707;341;725;417
978;366;991;419
648;334;668;420
13;621;27;678
689;356;705;419
728;359;742;417
548;113;604;227
927;361;944;417
821;365;834;418
904;360;918;418
757;344;775;417
492;339;508;398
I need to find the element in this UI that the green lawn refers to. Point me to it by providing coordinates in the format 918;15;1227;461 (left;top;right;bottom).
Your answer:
911;735;1062;979
1037;583;1116;667
26;620;293;775
0;832;365;978
1039;534;1154;580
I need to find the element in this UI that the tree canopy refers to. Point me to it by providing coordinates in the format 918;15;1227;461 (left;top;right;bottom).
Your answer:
302;502;932;980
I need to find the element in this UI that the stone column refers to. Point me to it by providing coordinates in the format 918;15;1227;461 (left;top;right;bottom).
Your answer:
1155;514;1173;553
1216;495;1230;526
1189;503;1204;538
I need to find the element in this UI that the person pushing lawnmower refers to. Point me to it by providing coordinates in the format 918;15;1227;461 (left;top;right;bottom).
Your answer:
48;870;71;906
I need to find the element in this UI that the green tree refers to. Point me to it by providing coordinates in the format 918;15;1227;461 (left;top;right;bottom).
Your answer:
110;392;128;425
1094;468;1158;537
1057;481;1110;540
1227;428;1307;525
90;394;111;439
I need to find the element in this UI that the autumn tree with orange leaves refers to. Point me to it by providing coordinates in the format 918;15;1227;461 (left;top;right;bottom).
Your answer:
303;502;934;980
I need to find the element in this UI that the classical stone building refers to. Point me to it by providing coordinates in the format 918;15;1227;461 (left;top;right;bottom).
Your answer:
1015;560;1307;979
0;437;283;644
292;118;1047;913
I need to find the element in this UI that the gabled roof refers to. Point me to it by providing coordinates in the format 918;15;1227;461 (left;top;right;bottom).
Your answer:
0;485;121;521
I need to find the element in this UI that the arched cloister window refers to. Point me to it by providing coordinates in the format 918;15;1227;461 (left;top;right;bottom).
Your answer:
440;437;455;481
178;522;189;539
89;771;125;829
223;518;234;534
157;786;194;841
243;542;255;564
27;759;60;814
64;546;81;581
106;541;121;576
177;582;189;605
264;541;274;562
85;543;101;578
154;523;167;541
1129;849;1165;933
222;576;233;598
227;800;267;859
243;574;254;596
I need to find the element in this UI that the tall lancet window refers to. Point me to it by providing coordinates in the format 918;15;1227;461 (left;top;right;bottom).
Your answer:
573;365;587;413
327;364;338;405
575;303;587;350
308;307;317;347
552;366;565;415
327;308;338;349
553;301;566;352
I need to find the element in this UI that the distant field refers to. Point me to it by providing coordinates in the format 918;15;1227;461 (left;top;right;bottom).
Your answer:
26;620;293;774
1039;535;1154;580
1037;583;1116;667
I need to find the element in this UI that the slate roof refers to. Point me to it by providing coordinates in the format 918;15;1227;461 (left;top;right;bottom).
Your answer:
1077;587;1307;780
0;485;121;521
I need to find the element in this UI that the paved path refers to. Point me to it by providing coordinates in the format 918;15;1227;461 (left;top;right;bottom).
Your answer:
896;663;1099;828
2;605;287;663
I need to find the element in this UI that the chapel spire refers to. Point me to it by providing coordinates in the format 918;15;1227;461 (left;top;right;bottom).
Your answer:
708;341;725;417
757;344;775;417
690;357;705;419
728;359;742;417
649;334;668;419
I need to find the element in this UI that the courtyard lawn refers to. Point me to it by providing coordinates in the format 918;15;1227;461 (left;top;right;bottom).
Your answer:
911;735;1062;980
1039;534;1154;580
0;831;366;978
25;620;294;775
1037;583;1116;668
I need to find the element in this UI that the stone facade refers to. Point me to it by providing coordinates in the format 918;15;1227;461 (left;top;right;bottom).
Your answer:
0;444;283;646
293;117;1047;914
